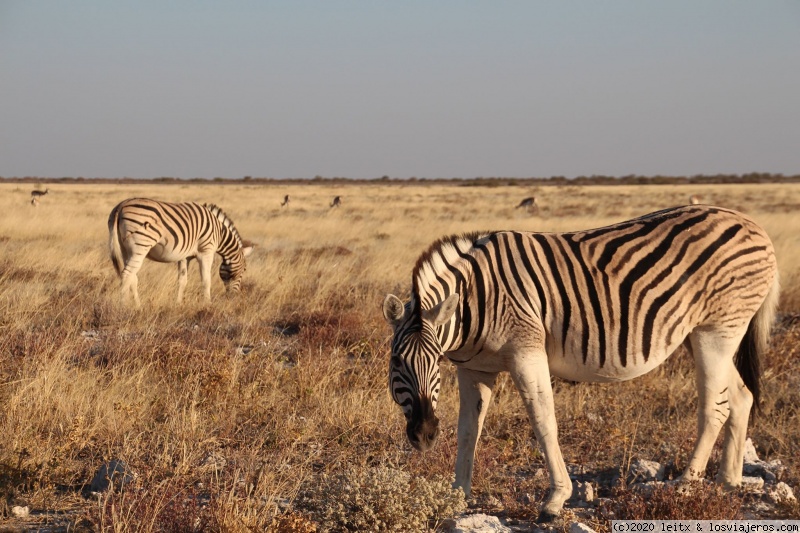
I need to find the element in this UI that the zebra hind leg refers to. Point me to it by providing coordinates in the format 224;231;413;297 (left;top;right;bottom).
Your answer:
682;326;751;487
118;238;145;309
176;259;189;304
120;271;141;309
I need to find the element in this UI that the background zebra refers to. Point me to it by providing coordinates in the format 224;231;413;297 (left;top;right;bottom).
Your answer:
108;198;253;307
383;205;779;521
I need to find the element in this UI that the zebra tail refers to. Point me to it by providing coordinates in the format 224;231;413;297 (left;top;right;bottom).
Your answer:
108;204;125;277
735;272;780;414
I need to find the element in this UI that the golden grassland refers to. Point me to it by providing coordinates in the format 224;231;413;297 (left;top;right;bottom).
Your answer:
0;181;799;530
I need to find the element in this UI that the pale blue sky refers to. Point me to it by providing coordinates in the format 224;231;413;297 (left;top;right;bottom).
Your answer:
1;1;798;179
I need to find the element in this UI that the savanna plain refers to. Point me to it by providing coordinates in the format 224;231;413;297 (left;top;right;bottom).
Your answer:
1;181;799;532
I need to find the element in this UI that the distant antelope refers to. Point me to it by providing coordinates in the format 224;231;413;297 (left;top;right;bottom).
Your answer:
689;195;702;205
281;195;290;208
108;198;253;308
30;197;40;207
515;196;538;213
330;196;342;208
31;188;49;199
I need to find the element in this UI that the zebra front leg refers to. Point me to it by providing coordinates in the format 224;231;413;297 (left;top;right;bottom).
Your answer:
176;259;189;304
508;351;571;522
454;368;498;497
197;253;214;302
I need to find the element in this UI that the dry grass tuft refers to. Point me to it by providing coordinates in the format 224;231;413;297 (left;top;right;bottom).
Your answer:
595;482;745;521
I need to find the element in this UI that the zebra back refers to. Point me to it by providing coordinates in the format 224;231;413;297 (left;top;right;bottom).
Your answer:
408;205;777;377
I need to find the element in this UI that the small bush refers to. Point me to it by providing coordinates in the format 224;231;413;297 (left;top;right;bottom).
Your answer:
295;465;466;532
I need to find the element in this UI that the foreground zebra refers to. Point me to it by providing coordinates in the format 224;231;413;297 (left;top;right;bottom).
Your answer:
383;205;779;521
108;198;253;307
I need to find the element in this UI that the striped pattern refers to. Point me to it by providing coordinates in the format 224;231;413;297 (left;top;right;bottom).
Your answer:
388;314;441;413
108;198;252;307
384;205;779;520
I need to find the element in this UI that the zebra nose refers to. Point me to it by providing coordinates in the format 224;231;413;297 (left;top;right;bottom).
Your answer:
407;416;440;452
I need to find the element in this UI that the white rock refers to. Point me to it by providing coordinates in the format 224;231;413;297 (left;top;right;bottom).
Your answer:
631;481;662;497
740;476;765;491
765;482;796;503
743;438;760;463
571;522;597;533
586;412;604;424
744;457;786;483
573;481;595;502
445;513;512;533
629;459;665;482
11;506;29;518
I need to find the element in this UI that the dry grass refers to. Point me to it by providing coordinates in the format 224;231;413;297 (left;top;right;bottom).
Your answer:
1;181;799;530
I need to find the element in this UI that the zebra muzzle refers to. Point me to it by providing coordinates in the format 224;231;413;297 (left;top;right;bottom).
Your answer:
406;398;440;452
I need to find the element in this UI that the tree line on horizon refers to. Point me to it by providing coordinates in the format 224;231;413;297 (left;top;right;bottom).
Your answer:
1;172;798;186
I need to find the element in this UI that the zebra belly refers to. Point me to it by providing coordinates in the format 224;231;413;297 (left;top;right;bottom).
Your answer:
547;346;677;383
446;342;679;381
146;244;195;263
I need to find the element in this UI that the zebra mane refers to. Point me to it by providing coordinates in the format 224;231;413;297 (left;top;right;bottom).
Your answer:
412;232;486;306
204;204;244;248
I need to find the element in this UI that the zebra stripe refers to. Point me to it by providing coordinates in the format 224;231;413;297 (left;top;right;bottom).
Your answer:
384;205;779;521
108;198;253;307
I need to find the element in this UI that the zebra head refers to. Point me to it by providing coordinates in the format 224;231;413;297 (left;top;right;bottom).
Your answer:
219;245;254;292
383;292;460;451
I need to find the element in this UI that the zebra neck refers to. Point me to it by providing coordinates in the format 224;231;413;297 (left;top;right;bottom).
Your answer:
426;295;469;355
215;226;244;261
205;204;243;251
438;318;462;355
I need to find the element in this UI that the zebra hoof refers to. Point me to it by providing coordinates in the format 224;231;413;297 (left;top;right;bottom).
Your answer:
536;510;559;523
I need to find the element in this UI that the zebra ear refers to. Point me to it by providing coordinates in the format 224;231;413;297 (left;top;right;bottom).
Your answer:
383;294;407;325
422;293;460;327
242;245;254;257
